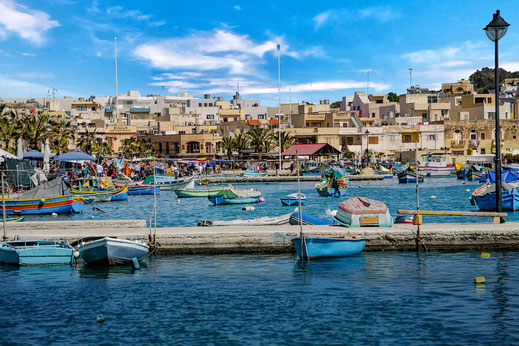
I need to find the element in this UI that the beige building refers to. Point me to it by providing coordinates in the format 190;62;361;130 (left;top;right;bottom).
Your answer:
399;93;451;122
441;79;474;96
446;94;514;121
146;133;222;158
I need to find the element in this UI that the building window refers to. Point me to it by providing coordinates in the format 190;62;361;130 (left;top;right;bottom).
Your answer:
346;137;353;145
204;103;207;107
470;130;477;140
187;141;200;153
422;113;427;119
429;135;436;141
205;142;212;154
76;106;87;111
368;136;378;144
207;114;214;120
481;132;486;140
481;148;486;154
488;112;495;119
199;103;202;107
258;114;265;119
403;135;412;143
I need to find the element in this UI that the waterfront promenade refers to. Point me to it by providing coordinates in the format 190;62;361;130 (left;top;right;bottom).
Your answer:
7;219;519;252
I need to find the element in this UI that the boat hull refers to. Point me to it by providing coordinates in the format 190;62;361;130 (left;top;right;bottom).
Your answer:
473;189;519;211
79;237;149;266
419;165;454;177
110;186;128;201
208;195;260;205
316;187;347;197
175;187;226;198
117;185;160;195
397;172;424;183
2;195;84;215
0;240;74;266
292;237;365;259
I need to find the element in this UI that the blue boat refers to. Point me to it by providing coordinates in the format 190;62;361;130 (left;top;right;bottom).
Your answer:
315;167;349;197
116;184;160;195
143;175;194;191
240;169;268;177
79;237;149;266
292;237;365;260
0;240;74;266
280;193;306;206
472;182;519;211
208;187;261;205
109;185;128;201
397;169;424;183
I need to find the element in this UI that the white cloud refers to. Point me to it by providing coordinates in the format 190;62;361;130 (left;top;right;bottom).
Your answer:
107;5;152;21
21;52;36;57
0;0;59;45
134;30;291;74
313;12;329;29
358;6;400;22
233;5;241;10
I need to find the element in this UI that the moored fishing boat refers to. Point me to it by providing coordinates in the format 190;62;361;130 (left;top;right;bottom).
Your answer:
116;184;160;195
333;196;393;227
471;182;519;211
397;169;424;183
198;213;291;226
291;151;365;260
418;153;455;177
289;211;333;225
315;167;349;197
110;185;128;201
241;169;268;177
175;185;229;198
71;187;114;202
208;187;261;205
143;175;194;191
78;237;149;266
280;193;306;206
455;163;467;180
1;178;84;215
0;240;74;266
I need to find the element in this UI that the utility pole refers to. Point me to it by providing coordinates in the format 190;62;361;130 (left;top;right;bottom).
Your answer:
277;44;282;174
409;68;413;88
114;36;119;123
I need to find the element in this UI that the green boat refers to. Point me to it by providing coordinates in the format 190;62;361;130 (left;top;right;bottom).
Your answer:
175;185;230;198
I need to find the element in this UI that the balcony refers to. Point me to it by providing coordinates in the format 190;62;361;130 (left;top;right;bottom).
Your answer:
468;139;480;149
451;140;465;149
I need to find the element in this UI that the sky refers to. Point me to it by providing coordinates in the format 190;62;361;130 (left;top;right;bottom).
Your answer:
1;0;519;106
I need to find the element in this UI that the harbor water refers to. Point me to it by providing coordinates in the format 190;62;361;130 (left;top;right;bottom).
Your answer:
1;252;518;344
22;177;519;226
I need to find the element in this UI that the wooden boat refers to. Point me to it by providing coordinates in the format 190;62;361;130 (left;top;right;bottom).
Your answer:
0;240;74;266
397;169;424;183
394;215;413;224
142;175;195;191
197;179;210;185
198;213;291;226
175;185;229;198
78;237;149;266
471;182;519;211
241;169;267;177
455;163;467;180
315;167;349;197
71;187;114;202
280;193;306;206
1;178;84;215
292;237;365;260
334;196;393;227
418;154;455;177
291;152;365;260
466;165;484;181
208;187;261;205
109;185;128;201
115;184;160;195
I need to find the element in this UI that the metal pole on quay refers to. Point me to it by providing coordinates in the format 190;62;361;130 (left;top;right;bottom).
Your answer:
484;10;509;217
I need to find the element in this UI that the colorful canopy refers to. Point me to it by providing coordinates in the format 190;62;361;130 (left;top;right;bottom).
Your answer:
23;149;44;159
55;150;96;162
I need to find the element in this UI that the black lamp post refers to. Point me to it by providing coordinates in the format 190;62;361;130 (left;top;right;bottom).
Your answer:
365;129;370;166
484;9;509;213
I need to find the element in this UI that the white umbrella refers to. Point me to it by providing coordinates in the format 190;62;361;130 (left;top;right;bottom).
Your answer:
43;139;51;173
16;138;24;159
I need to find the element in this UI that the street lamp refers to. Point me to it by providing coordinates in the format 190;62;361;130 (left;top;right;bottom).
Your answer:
484;9;510;213
364;129;370;166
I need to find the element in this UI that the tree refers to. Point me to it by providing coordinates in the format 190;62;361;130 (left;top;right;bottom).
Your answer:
247;127;272;160
220;136;235;162
387;92;400;103
77;128;97;155
50;120;75;154
233;134;250;159
278;131;296;151
0;106;23;153
92;138;113;157
23;112;52;150
469;67;519;93
330;101;342;108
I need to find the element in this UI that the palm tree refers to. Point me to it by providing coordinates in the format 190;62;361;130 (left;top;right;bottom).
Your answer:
279;131;296;151
50;120;75;154
77;127;97;155
220;136;235;162
233;134;250;160
92;138;113;157
23;112;52;150
0;106;23;153
247;127;272;160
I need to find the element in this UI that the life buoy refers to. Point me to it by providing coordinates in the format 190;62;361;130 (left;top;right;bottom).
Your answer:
117;153;123;159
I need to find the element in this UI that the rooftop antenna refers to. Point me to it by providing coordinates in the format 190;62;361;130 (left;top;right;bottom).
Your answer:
367;70;370;94
409;68;413;88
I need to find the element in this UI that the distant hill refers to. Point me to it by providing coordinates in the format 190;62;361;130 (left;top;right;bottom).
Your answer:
469;67;519;93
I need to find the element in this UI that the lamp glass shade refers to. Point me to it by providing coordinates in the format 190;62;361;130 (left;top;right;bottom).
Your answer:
483;10;510;42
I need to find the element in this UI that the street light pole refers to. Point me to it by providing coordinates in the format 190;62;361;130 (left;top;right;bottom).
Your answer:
484;9;510;214
365;129;370;166
277;44;282;175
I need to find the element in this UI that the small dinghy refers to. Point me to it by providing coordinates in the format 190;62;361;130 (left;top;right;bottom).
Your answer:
289;211;332;225
394;215;413;224
198;213;291;226
334;196;393;227
280;193;306;206
0;240;74;266
78;237;149;266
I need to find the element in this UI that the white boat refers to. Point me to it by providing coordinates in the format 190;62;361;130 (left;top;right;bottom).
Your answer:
78;237;149;266
198;213;291;226
418;153;455;177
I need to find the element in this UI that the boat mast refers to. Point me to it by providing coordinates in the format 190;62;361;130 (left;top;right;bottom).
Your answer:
114;36;119;124
415;141;421;251
153;158;157;243
1;171;7;241
296;150;303;238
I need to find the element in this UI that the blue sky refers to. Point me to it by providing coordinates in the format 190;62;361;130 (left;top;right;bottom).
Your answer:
1;0;519;106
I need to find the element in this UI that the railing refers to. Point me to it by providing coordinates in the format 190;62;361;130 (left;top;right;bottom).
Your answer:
450;140;465;148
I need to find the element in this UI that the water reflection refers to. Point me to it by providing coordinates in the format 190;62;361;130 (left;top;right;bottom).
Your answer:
491;254;511;341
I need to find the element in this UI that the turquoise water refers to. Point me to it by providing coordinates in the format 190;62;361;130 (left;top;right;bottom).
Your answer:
23;177;518;226
1;252;518;344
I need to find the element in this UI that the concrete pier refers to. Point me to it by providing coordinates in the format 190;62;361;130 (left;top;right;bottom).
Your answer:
5;220;519;253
